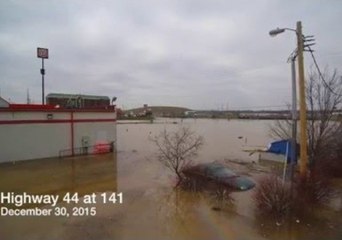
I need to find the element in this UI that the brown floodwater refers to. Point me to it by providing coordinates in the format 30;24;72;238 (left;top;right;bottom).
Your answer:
118;118;272;161
1;118;341;240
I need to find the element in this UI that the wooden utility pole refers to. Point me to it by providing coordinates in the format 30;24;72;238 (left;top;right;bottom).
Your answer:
296;21;308;177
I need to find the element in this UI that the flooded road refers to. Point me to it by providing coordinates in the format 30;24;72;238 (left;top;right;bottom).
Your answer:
1;119;341;240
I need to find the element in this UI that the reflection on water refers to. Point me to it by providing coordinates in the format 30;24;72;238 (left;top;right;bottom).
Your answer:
0;153;117;207
154;189;238;240
1;119;341;240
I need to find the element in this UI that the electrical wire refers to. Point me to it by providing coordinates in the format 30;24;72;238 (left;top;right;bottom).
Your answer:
307;46;342;97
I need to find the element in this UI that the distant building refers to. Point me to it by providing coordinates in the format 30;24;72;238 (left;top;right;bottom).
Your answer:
46;93;111;109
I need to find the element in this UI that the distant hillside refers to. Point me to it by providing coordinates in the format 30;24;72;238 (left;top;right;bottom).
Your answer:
125;106;191;117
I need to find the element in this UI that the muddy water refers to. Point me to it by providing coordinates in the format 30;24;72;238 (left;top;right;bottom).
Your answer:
118;118;272;161
0;154;117;199
1;119;342;240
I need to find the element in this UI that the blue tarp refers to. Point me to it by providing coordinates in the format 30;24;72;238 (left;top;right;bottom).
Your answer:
267;139;298;163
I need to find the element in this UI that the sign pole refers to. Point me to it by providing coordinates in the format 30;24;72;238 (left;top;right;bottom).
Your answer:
42;58;45;105
37;47;49;105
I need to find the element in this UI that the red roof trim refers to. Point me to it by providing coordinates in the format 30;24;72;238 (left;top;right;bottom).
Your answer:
0;119;116;125
9;104;56;109
1;104;116;113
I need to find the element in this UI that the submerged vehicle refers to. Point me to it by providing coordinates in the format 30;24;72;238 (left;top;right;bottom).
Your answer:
182;163;255;191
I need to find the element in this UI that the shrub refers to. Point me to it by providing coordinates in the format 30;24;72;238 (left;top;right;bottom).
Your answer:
294;170;335;209
254;168;336;222
254;175;292;220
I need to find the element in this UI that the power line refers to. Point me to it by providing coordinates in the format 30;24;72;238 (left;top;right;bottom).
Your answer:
307;46;342;97
317;51;342;57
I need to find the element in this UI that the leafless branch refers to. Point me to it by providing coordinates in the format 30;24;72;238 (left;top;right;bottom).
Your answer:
151;127;204;184
268;66;342;169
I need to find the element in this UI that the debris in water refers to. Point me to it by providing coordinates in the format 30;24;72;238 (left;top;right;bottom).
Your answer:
211;206;221;211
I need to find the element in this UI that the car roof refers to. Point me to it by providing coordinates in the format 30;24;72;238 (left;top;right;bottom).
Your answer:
193;163;238;178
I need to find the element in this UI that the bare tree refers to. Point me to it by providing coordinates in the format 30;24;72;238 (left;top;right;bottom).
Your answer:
269;67;342;168
151;127;204;184
306;68;342;165
268;105;292;140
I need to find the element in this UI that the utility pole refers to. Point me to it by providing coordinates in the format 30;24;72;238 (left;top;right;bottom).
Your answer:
289;54;297;183
296;21;308;178
269;21;310;178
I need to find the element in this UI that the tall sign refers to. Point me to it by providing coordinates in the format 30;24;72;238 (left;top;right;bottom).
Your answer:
37;47;49;105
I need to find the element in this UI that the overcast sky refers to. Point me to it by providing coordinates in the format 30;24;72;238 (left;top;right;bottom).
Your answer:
0;0;341;110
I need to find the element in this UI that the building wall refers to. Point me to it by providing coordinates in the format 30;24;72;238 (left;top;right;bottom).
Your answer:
0;109;116;163
73;112;117;149
0;123;70;162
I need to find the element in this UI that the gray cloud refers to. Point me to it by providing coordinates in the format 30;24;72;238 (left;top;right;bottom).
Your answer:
0;0;341;109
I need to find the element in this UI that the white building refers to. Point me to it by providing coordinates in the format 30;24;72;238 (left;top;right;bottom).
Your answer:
0;104;116;163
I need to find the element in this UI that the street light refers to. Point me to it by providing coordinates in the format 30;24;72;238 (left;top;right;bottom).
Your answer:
269;21;308;179
269;27;296;37
269;28;285;36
